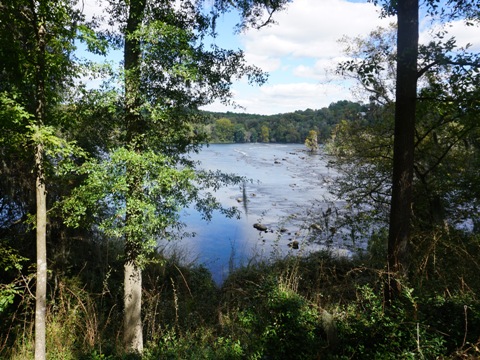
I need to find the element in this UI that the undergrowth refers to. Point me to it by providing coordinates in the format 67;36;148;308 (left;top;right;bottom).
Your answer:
1;231;480;359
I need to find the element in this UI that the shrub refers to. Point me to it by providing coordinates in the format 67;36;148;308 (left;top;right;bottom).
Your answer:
420;293;480;355
143;327;244;360
233;275;325;359
334;285;447;359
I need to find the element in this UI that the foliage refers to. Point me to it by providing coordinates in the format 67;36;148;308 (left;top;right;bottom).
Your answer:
259;125;269;143
214;118;236;143
1;0;479;357
2;242;480;359
62;148;196;263
334;284;447;359
142;328;245;360
0;240;28;316
337;24;397;104
142;253;221;334
329;23;480;242
205;100;366;144
304;130;319;153
421;293;480;354
0;240;28;274
237;282;323;359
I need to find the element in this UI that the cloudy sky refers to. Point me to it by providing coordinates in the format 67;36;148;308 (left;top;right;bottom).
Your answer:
80;0;479;115
204;0;480;115
201;0;392;114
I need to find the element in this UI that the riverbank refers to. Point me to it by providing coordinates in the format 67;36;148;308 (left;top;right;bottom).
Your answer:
5;239;480;359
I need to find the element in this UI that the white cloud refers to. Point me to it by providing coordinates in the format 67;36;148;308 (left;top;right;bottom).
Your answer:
420;20;480;51
78;0;478;116
241;0;392;62
76;0;105;24
449;22;480;50
225;0;480;115
292;57;347;81
245;53;282;72
203;80;362;115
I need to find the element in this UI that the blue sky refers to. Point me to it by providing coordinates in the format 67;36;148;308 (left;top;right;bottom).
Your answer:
79;0;479;115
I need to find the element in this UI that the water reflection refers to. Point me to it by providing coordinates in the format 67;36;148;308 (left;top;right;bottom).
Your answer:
165;143;338;283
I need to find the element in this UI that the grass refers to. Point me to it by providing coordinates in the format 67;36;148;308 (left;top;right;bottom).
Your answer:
1;230;480;359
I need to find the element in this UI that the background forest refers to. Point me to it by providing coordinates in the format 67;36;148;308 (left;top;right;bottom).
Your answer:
204;100;365;144
1;0;480;359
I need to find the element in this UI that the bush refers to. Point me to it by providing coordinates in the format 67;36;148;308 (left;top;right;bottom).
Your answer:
420;293;480;354
230;275;325;360
143;327;244;360
334;285;447;359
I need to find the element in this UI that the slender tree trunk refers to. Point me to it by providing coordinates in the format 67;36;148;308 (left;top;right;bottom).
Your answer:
124;261;143;351
35;143;47;360
123;0;147;354
34;22;47;360
386;0;418;302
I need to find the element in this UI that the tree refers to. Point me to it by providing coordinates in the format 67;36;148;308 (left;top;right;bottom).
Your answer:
215;118;236;142
337;2;480;300
382;0;480;300
0;0;81;358
386;0;419;300
305;130;319;153
336;23;480;221
63;0;290;354
260;125;270;142
234;124;247;143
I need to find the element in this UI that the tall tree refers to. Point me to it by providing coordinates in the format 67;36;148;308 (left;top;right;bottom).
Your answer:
347;0;480;300
63;0;290;354
0;1;81;357
122;0;147;351
386;0;419;300
33;18;48;360
386;0;480;300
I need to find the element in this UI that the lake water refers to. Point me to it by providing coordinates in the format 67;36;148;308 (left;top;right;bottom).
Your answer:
168;143;348;283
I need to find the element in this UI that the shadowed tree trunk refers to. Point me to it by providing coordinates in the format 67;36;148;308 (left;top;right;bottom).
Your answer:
386;0;418;302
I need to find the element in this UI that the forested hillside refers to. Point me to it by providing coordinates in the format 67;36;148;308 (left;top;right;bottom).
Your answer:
204;100;367;143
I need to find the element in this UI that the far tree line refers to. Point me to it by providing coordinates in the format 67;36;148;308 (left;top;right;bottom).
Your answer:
204;100;366;144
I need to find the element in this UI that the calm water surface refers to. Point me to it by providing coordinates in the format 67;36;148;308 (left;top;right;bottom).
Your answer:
169;143;342;283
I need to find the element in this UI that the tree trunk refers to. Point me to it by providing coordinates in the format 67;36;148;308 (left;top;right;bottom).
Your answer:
123;0;147;353
386;0;419;302
34;22;47;360
123;261;143;352
35;142;47;360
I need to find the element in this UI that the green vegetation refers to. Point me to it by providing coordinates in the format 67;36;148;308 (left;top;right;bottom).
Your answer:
204;100;365;144
2;239;480;359
304;130;319;153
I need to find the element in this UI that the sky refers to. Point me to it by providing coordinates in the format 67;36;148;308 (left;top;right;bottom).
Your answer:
79;0;479;115
204;0;393;114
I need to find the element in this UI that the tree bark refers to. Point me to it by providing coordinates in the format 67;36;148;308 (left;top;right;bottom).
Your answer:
123;261;143;352
386;0;419;302
35;142;47;360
